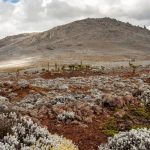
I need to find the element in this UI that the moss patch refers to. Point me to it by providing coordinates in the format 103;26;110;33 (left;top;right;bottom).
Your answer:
129;105;150;119
132;124;150;129
102;118;119;136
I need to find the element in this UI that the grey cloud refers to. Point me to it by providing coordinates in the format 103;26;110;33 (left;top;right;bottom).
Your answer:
0;1;15;21
16;0;101;32
0;0;150;38
45;0;100;20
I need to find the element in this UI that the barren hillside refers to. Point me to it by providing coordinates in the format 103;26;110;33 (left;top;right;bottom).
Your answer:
0;18;150;63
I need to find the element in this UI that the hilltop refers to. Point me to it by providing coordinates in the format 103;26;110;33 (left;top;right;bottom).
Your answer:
0;18;150;64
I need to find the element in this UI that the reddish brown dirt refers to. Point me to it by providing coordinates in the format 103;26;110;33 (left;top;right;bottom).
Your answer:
11;88;30;102
41;115;109;150
41;70;105;79
1;85;50;103
41;69;150;80
69;85;91;95
145;78;150;85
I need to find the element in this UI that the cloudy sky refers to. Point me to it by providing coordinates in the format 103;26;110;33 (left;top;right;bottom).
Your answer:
0;0;150;38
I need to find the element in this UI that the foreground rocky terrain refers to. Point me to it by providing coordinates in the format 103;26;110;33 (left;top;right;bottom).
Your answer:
0;65;150;149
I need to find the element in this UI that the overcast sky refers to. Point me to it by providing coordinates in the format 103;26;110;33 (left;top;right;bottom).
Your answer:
0;0;150;38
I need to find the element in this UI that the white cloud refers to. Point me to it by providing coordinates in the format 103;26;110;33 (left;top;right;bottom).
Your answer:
0;0;150;38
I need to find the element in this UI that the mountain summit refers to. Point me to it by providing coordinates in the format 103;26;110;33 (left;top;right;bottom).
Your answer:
0;18;150;63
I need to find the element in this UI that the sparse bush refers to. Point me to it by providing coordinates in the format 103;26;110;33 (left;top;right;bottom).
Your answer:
61;65;66;71
129;105;150;119
18;79;29;89
57;111;75;122
99;128;150;150
132;124;150;129
47;62;50;72
0;112;78;150
139;89;150;105
101;66;105;71
85;65;90;70
54;63;58;71
69;64;75;71
129;60;141;74
23;71;28;75
42;68;46;72
102;118;119;136
103;129;119;137
16;69;20;82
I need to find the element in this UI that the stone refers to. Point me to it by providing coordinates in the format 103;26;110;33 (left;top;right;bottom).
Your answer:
79;123;88;128
75;115;82;121
0;96;9;104
58;84;69;91
71;120;80;125
83;117;93;123
114;110;126;118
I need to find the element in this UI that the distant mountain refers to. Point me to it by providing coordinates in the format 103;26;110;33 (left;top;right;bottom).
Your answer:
0;17;150;63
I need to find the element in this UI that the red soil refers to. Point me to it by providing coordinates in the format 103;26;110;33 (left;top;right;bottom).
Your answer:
41;115;108;150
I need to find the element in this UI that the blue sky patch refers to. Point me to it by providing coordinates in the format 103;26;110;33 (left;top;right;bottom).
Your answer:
3;0;20;3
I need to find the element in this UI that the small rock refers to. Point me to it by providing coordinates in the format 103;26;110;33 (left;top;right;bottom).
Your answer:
83;117;93;123
0;96;9;104
79;123;88;128
114;110;126;118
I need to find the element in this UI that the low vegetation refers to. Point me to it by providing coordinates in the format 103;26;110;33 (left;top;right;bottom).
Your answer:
0;111;78;150
99;128;150;150
0;63;149;149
